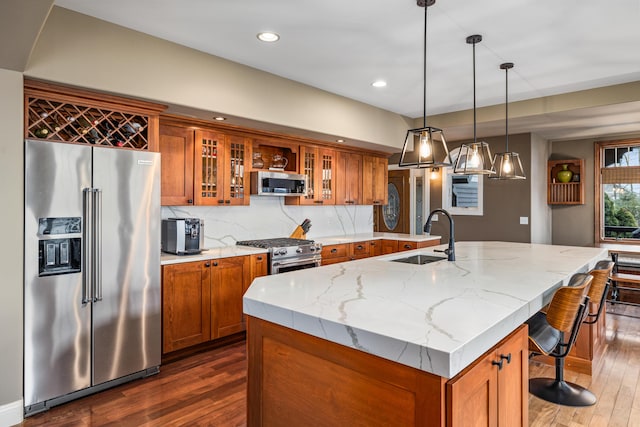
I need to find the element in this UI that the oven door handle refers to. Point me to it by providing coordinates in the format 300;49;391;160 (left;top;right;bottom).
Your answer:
272;256;322;268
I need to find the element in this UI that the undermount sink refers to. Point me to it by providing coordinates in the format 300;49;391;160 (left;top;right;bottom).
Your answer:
390;254;446;265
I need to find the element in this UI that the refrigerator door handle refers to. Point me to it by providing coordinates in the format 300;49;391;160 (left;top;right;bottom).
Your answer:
93;189;103;302
82;188;93;304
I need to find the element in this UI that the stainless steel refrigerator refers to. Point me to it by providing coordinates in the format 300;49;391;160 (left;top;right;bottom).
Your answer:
24;139;161;415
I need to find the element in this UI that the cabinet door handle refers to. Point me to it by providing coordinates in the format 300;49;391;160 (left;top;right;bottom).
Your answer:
492;359;504;370
257;256;263;261
187;199;193;204
500;353;512;364
404;244;412;249
213;261;218;267
204;262;210;267
218;200;225;204
225;200;231;204
314;200;324;204
356;245;364;250
331;248;338;254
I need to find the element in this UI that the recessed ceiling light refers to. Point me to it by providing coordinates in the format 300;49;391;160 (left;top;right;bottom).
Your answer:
371;80;387;88
336;139;345;143
213;116;226;121
257;32;280;42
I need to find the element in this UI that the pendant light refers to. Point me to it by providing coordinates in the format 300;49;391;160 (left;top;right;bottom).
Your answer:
489;62;526;180
398;0;452;169
454;35;493;175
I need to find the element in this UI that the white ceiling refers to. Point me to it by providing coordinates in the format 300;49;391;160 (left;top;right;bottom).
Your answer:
53;0;640;141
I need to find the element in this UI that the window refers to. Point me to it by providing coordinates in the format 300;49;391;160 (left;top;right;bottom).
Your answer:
596;140;640;242
442;148;484;216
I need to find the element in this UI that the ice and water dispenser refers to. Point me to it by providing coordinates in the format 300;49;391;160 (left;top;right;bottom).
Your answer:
37;217;82;276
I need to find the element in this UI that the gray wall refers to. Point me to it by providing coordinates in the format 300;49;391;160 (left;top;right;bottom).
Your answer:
429;133;532;242
530;133;552;244
0;69;24;419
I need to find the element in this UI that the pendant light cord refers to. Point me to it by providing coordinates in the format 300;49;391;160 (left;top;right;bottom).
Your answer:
472;40;477;144
505;65;509;152
423;4;427;128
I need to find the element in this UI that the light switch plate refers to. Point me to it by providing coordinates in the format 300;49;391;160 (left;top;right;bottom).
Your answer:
520;216;529;225
431;214;439;221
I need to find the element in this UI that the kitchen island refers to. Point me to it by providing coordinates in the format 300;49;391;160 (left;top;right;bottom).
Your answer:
243;241;608;426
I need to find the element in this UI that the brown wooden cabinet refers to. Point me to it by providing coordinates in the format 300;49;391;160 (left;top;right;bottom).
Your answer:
159;125;250;206
397;240;440;252
381;239;399;254
336;151;363;205
547;159;584;205
321;244;351;265
321;238;440;266
249;253;268;288
194;130;250;206
159;124;195;205
446;325;528;427
162;261;211;353
162;254;254;354
210;256;251;339
369;240;382;257
288;145;336;205
351;241;370;259
363;155;389;205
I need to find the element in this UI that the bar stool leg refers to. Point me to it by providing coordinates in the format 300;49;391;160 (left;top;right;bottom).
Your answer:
529;346;596;407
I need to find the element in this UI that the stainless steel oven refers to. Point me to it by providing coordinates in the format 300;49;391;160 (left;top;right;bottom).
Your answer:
236;237;322;275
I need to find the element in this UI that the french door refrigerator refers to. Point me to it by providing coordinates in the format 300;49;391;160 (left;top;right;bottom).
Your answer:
24;139;161;415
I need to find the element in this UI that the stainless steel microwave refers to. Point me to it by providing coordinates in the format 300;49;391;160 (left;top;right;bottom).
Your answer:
250;171;307;196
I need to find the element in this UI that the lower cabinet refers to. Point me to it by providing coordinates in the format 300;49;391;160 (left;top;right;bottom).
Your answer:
162;254;264;354
446;325;528;427
322;239;441;265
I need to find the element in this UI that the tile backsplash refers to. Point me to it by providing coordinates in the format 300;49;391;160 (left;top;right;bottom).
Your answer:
162;197;373;248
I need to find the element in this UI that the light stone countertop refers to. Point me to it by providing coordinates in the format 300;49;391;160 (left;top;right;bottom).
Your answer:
243;241;608;379
161;246;268;265
314;232;441;245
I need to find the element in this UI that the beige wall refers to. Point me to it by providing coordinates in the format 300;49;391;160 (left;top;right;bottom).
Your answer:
550;133;640;247
428;133;532;242
530;133;552;244
25;7;411;151
0;69;24;416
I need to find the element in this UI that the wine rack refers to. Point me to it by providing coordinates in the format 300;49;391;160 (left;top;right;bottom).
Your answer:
25;80;165;151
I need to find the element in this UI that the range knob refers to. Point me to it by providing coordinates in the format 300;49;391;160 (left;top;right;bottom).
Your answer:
296;247;303;253
309;246;316;252
276;248;288;256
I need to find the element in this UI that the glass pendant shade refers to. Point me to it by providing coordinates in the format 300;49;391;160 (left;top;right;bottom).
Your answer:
454;141;493;174
454;34;493;175
398;0;451;169
491;151;526;179
399;126;452;168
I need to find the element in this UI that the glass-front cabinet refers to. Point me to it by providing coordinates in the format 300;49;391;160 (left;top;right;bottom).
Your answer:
194;130;249;206
289;146;336;205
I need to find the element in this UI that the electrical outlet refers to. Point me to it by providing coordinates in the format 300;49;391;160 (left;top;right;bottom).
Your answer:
431;214;439;221
520;217;529;225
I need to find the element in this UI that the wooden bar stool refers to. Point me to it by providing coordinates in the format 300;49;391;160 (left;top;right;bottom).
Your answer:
527;272;594;406
584;260;614;325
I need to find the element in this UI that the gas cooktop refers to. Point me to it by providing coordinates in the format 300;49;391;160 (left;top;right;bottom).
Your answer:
236;238;314;249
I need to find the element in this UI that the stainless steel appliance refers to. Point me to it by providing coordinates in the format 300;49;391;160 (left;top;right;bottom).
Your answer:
24;139;161;416
236;238;322;274
250;171;307;196
161;217;204;255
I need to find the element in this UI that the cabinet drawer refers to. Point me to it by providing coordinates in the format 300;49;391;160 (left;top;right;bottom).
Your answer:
351;241;370;259
397;241;418;252
322;244;349;260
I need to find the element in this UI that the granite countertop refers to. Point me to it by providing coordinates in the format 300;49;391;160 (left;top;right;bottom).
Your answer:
161;246;268;265
243;241;608;379
314;232;441;245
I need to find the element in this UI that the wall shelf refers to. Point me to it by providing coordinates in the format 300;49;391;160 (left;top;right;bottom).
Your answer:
547;159;585;205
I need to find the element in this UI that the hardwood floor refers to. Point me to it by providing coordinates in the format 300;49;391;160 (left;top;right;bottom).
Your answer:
529;303;640;427
18;304;640;426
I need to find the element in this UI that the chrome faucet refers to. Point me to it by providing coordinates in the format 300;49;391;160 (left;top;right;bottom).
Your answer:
424;208;455;261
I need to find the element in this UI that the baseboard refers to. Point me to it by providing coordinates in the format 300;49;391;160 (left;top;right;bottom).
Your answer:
0;399;23;427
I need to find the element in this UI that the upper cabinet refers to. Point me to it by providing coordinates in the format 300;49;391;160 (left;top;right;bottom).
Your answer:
287;145;336;205
195;131;250;206
25;80;165;151
336;152;363;205
159;116;390;207
362;155;388;206
547;159;584;205
159;124;194;205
